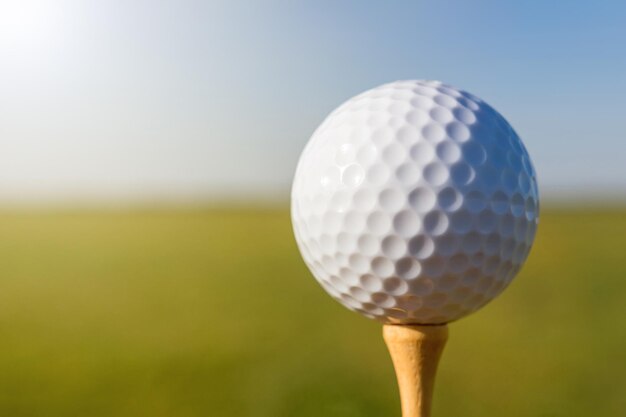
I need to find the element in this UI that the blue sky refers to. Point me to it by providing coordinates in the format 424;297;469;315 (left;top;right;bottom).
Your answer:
1;0;625;202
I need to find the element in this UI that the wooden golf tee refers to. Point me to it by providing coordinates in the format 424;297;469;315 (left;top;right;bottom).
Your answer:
383;324;449;417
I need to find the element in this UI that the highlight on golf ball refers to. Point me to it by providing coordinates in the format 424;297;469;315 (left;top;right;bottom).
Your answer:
291;80;539;324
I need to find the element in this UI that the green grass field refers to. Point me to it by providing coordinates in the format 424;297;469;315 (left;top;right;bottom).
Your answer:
0;207;624;417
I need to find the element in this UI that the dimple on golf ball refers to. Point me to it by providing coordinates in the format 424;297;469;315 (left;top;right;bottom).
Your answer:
291;80;539;324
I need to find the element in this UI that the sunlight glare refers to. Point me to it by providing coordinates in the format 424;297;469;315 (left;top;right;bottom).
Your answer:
0;0;67;56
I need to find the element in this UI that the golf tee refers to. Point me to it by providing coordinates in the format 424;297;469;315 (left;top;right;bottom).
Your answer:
383;324;449;417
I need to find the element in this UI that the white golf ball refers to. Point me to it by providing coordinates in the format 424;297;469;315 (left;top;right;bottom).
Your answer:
291;80;539;324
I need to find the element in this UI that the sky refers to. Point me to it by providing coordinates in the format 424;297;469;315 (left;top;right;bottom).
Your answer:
1;0;625;203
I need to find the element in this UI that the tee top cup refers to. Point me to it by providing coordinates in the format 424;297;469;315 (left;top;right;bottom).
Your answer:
291;80;539;417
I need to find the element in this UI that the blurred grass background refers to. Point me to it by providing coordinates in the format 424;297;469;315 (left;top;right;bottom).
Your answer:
0;207;624;417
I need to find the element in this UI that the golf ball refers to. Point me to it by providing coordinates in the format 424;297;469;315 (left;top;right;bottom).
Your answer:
291;80;539;324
